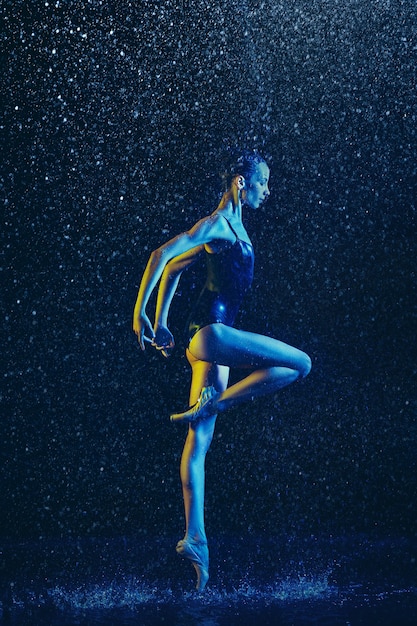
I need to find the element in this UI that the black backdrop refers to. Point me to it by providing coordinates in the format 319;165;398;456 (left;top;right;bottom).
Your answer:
2;0;416;543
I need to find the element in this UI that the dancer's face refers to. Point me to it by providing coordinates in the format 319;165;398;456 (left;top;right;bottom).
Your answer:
243;162;270;209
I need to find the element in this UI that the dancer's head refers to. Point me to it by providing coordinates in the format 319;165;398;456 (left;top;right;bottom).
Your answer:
221;151;270;209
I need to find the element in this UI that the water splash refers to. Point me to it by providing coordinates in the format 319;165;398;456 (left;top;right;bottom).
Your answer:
3;573;416;626
50;580;168;611
48;572;337;611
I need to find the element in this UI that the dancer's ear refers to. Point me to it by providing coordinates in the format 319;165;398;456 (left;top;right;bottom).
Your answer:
234;176;246;191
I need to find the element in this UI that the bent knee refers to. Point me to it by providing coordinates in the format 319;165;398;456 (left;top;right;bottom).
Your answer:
298;352;312;379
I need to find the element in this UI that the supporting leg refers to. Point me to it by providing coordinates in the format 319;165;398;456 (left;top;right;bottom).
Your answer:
177;358;229;591
178;415;215;591
180;414;217;545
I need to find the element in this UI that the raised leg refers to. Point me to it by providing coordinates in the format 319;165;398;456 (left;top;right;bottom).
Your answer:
187;324;311;413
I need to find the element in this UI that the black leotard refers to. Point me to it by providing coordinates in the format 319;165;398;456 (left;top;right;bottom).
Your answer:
186;216;254;344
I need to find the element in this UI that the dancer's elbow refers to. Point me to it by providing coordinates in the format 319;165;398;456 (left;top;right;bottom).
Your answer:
299;352;312;379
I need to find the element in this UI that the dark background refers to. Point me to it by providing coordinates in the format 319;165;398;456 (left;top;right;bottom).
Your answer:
1;0;416;546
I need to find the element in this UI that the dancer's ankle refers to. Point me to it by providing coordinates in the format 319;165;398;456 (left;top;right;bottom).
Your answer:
184;532;207;545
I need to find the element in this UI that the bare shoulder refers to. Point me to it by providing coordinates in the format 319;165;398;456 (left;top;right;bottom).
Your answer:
155;213;231;260
189;212;232;240
188;212;239;254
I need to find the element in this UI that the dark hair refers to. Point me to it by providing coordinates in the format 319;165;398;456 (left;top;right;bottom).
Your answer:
220;150;268;191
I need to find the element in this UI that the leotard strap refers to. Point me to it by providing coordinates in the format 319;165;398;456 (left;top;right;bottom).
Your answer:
221;215;240;243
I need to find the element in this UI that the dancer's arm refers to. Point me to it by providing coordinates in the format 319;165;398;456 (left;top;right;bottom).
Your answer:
150;245;204;357
133;214;229;349
155;245;204;328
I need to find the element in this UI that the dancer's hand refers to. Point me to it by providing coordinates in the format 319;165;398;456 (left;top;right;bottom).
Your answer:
152;325;175;358
133;311;155;350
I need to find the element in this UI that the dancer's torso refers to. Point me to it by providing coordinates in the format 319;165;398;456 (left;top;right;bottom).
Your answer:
186;216;254;344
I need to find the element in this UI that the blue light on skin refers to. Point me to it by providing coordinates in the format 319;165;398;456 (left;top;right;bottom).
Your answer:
243;162;270;210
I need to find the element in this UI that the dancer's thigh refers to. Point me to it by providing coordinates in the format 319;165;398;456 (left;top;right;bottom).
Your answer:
188;323;310;372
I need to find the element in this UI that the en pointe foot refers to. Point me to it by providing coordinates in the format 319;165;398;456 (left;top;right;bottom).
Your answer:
176;537;209;592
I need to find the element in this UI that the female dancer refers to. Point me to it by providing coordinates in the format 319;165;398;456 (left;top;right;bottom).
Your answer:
133;152;311;591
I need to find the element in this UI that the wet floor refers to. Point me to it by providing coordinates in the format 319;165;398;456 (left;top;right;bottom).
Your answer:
1;534;416;625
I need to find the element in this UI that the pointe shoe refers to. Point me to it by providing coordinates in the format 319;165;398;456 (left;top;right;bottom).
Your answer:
176;538;209;592
170;386;219;424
